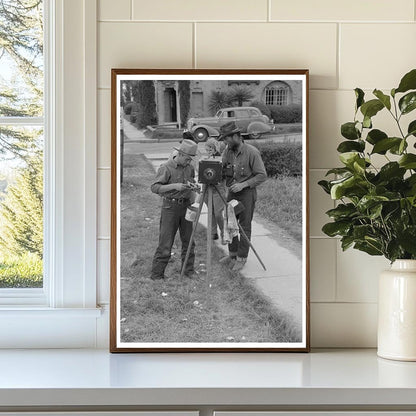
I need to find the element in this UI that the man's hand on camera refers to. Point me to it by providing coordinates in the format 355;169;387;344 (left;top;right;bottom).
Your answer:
175;183;191;191
230;182;247;193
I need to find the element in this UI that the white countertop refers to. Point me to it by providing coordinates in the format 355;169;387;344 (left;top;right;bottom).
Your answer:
0;348;416;407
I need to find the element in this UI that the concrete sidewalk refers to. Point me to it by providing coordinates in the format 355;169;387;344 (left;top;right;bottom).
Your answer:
145;155;303;335
122;119;151;142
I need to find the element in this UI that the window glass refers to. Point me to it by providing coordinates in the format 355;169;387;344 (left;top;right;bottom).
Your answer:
0;0;44;289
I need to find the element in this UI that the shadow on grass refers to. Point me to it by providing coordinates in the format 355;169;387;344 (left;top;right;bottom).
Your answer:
120;154;300;344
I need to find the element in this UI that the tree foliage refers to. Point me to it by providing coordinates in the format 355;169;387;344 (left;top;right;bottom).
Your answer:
319;68;416;262
136;80;157;128
0;154;43;257
0;0;44;269
0;0;43;161
178;80;190;128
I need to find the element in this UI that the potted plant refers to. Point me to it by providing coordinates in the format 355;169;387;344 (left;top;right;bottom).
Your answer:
319;68;416;361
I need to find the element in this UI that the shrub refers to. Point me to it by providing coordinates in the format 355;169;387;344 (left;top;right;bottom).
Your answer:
179;80;190;128
250;101;271;118
252;142;302;177
136;81;158;128
130;112;138;124
123;102;139;115
269;104;302;124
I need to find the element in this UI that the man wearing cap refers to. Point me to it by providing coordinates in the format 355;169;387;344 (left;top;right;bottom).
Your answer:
219;121;267;272
150;139;198;280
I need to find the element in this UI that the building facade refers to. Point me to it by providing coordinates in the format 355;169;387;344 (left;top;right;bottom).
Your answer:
154;80;302;125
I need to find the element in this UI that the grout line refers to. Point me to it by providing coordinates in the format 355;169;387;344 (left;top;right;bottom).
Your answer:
193;22;197;69
97;236;111;240
130;0;133;20
97;19;416;24
311;301;378;305
98;167;111;170
336;22;340;90
267;0;271;22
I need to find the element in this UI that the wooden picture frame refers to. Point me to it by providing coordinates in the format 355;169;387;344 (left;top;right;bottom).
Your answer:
110;69;310;352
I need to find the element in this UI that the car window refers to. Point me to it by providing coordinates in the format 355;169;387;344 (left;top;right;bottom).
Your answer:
236;109;249;118
216;110;222;117
223;110;235;118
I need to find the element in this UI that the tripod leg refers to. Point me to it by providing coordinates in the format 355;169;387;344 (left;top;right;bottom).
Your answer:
180;186;207;278
213;185;267;271
206;186;213;279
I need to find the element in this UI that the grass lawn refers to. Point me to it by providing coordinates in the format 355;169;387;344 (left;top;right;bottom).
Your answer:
119;154;300;343
256;176;303;243
0;252;43;288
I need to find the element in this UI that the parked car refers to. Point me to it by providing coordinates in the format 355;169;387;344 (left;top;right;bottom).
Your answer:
187;106;274;142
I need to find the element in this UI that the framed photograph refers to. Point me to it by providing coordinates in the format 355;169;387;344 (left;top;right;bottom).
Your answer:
110;69;310;352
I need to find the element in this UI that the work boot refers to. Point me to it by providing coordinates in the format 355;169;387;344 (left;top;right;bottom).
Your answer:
150;274;166;280
231;257;247;272
219;255;236;268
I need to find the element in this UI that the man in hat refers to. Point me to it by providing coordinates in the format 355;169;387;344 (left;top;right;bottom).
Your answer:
219;121;267;272
150;139;198;280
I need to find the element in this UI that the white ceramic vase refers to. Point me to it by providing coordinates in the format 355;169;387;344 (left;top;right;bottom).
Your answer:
378;259;416;361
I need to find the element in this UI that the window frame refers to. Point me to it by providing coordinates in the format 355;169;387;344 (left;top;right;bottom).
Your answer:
0;0;101;348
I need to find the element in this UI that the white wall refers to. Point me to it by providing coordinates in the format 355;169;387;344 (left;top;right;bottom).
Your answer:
96;0;416;348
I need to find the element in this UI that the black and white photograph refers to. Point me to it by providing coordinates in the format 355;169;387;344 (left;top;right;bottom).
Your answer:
110;69;309;352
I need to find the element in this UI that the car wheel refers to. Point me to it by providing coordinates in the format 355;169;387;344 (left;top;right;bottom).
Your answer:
249;133;261;140
193;128;209;142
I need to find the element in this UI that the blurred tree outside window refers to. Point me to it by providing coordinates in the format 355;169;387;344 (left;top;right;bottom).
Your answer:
0;0;44;288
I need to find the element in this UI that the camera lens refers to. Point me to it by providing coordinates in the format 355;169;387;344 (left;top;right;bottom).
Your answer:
204;168;215;179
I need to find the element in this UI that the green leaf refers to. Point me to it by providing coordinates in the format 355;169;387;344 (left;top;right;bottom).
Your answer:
399;154;416;169
354;241;383;256
366;129;387;145
407;120;416;138
398;91;416;115
322;221;351;237
355;88;365;110
318;180;331;194
377;162;406;181
389;138;408;155
341;235;355;251
330;175;357;199
326;203;356;220
369;203;383;219
325;167;352;176
352;224;374;240
341;122;360;140
339;151;360;166
373;89;391;110
395;69;416;94
337;140;365;153
398;226;416;255
360;99;384;119
371;137;402;154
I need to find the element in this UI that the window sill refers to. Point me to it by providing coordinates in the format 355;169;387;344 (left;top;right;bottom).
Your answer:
0;307;104;348
0;306;102;317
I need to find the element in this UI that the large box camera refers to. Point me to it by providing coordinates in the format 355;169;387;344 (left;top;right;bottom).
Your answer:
198;159;223;185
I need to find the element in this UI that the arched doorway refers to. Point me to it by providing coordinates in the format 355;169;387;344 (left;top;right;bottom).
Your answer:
164;87;177;122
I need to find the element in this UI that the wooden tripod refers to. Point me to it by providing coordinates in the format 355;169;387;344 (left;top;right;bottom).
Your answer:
180;184;267;279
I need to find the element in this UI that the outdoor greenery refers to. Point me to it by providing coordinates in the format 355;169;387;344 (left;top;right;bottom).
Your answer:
120;154;300;342
208;86;256;115
256;176;303;242
319;68;416;262
178;80;190;128
253;142;302;177
0;0;44;287
269;104;302;124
